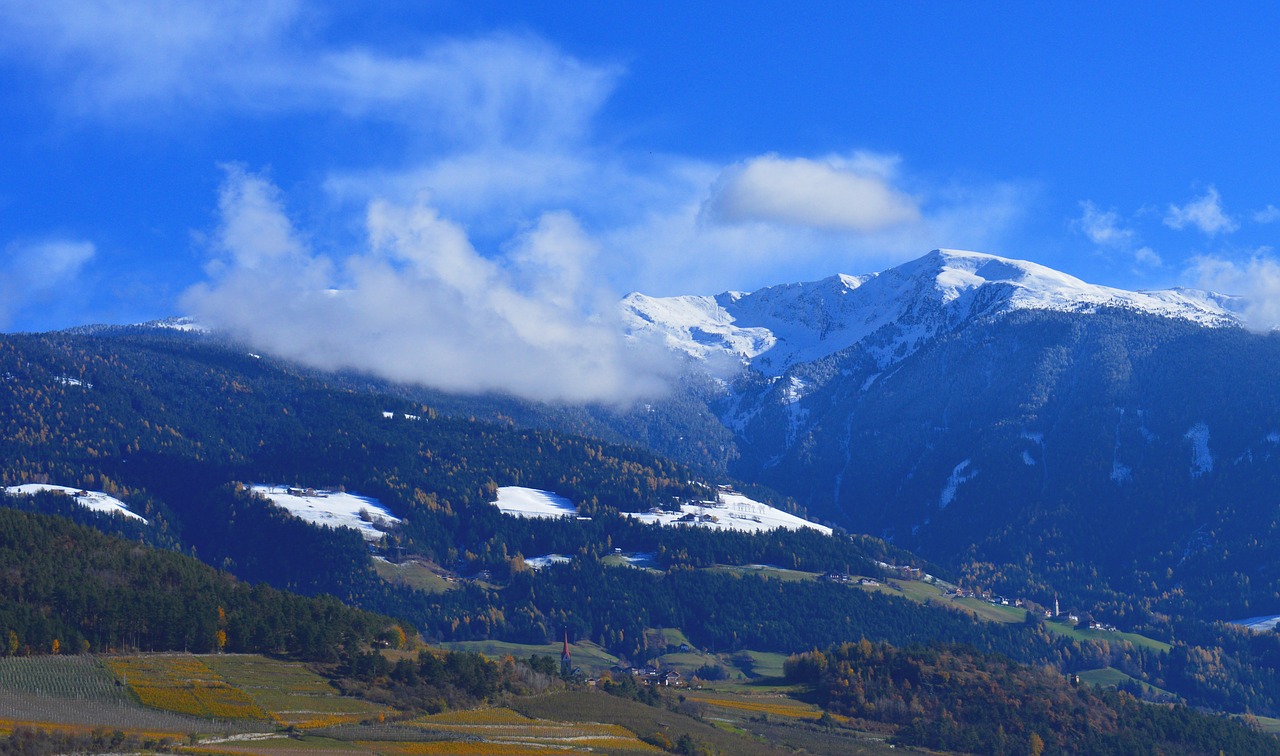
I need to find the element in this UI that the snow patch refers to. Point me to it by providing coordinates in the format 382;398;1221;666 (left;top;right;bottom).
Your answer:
939;460;977;509
1229;614;1280;633
1110;461;1132;484
1021;450;1037;466
625;489;832;535
1184;423;1214;478
4;484;147;523
492;487;578;519
252;485;400;542
524;554;572;570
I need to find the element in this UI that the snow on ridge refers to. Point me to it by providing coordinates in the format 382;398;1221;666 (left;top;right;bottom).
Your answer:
622;248;1243;378
138;316;209;333
252;485;399;542
4;483;147;523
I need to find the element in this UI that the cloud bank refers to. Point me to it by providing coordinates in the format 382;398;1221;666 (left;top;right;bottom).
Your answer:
182;167;675;405
1190;254;1280;332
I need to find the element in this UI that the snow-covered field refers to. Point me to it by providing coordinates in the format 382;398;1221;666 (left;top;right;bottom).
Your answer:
1229;614;1280;632
493;485;829;535
251;485;399;542
524;554;572;570
491;487;578;518
4;483;147;523
625;489;832;535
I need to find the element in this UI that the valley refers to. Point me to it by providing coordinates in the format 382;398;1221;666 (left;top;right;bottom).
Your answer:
4;249;1280;752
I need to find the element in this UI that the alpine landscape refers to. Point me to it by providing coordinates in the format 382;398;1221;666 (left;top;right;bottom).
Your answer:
3;3;1280;755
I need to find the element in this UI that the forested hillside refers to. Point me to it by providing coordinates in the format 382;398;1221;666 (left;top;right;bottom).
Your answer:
8;328;1280;723
0;507;398;659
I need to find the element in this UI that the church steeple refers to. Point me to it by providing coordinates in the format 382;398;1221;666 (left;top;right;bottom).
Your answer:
560;629;572;678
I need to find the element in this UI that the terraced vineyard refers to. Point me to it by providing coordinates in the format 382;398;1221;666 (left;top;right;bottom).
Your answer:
0;655;263;736
203;654;391;728
105;654;271;720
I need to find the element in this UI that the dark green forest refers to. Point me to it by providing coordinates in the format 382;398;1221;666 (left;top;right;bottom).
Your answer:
786;640;1280;755
5;328;1280;726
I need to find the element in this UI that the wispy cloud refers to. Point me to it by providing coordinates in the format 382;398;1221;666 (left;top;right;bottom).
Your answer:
0;2;617;147
0;238;96;328
1072;201;1161;268
1254;205;1280;224
1164;186;1238;236
182;168;675;404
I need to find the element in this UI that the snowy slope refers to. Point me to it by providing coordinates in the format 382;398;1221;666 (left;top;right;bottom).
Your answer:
251;485;400;542
493;485;830;534
491;487;579;519
625;488;832;535
622;249;1242;376
5;483;147;523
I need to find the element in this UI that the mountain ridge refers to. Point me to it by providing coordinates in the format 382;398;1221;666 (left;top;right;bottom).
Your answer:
622;248;1244;378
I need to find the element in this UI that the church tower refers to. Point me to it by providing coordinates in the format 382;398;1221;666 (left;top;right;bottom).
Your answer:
560;629;572;678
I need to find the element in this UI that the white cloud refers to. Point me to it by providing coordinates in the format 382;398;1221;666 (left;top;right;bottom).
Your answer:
701;154;921;232
1134;246;1163;267
1190;254;1280;331
1254;205;1280;224
4;2;1035;374
1164;186;1238;236
1076;201;1136;247
0;238;96;328
182;169;675;405
1073;201;1161;268
0;2;617;147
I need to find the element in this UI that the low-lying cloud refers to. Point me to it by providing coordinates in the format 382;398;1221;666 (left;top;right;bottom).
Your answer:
182;167;676;405
1190;254;1280;332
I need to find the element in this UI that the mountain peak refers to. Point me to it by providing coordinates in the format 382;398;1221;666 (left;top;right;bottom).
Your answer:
622;249;1242;376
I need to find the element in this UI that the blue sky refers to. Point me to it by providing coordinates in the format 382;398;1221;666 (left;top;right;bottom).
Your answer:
2;2;1279;398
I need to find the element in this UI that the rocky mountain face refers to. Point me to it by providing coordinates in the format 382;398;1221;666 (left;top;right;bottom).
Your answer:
623;250;1280;614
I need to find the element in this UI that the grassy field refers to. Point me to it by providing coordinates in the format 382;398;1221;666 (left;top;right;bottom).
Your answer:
705;564;821;582
854;574;1174;652
1077;666;1175;698
1246;714;1280;734
436;639;620;675
203;655;391;728
514;688;900;755
1042;619;1172;652
372;558;456;593
512;689;792;756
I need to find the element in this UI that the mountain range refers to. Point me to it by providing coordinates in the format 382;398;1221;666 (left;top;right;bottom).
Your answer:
618;249;1280;620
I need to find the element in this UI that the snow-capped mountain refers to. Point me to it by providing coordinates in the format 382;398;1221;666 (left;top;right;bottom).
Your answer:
613;248;1280;599
622;249;1242;376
